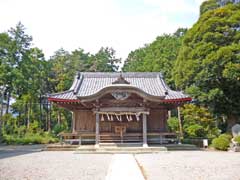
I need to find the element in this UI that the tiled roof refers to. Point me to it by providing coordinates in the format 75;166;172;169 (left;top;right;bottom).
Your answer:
48;72;190;102
48;90;77;100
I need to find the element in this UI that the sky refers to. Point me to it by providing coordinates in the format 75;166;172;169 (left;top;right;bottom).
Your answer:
0;0;206;60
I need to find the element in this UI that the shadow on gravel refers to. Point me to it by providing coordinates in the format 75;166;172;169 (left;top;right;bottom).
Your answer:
0;145;45;159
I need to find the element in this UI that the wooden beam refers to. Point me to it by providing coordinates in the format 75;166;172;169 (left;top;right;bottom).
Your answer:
95;113;100;148
177;106;183;143
143;114;148;147
168;110;171;119
72;111;76;133
93;107;149;114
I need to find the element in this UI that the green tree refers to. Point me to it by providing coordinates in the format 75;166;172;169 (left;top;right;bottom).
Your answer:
200;0;219;15
173;3;240;130
123;28;187;87
181;104;219;138
89;47;120;72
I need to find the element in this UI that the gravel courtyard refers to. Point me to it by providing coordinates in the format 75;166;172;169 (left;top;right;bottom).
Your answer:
0;146;112;180
135;151;240;180
0;146;240;180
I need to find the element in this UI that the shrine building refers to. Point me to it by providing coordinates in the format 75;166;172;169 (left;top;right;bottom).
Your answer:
48;72;191;147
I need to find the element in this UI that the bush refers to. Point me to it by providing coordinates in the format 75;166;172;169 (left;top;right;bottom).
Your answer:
3;132;58;145
181;104;219;138
219;134;232;141
233;136;240;144
185;124;206;138
212;134;231;151
52;124;67;135
167;117;179;132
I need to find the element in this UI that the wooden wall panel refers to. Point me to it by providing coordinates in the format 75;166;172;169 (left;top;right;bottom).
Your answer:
147;109;168;132
100;121;142;133
74;110;95;132
74;109;168;133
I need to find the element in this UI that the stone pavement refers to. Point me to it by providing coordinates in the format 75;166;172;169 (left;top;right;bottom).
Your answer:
1;145;240;180
105;154;145;180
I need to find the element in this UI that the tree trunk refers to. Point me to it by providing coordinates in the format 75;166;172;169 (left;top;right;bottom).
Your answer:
25;103;28;126
5;90;11;114
39;95;42;126
0;91;4;138
46;103;48;131
57;110;61;125
27;103;30;129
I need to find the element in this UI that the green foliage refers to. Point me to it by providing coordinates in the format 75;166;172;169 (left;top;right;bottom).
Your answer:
0;22;120;142
52;124;67;136
123;28;187;87
167;117;179;133
3;132;58;145
200;0;219;15
233;135;240;144
181;104;219;138
174;3;240;128
1;114;58;144
185;124;205;138
49;47;120;92
219;133;232;141
1;114;17;135
212;133;231;150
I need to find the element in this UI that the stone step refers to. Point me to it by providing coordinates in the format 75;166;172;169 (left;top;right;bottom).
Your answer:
45;143;199;152
99;142;143;147
76;147;167;154
45;144;79;151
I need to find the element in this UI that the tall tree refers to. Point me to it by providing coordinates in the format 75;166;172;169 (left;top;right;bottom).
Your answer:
123;28;187;87
173;3;240;130
89;47;120;72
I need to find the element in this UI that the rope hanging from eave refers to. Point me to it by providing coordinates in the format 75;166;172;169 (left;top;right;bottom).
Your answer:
101;114;104;121
98;112;143;122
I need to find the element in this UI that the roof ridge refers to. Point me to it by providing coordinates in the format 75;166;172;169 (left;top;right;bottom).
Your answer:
73;73;84;94
79;72;162;78
157;74;169;95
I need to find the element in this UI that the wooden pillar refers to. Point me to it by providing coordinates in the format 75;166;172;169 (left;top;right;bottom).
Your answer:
177;106;183;143
142;114;148;147
72;111;76;133
95;112;100;148
168;110;171;119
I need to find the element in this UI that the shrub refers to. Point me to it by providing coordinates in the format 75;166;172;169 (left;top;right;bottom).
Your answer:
212;134;231;151
181;104;219;138
167;117;179;132
28;121;41;134
2;132;58;145
52;124;67;135
185;124;206;138
233;136;240;144
219;134;232;141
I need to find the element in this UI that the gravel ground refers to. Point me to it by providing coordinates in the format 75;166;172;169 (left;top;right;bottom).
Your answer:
1;146;240;180
0;150;112;180
135;151;240;180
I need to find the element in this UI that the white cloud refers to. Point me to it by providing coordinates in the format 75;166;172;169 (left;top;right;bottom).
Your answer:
0;0;205;60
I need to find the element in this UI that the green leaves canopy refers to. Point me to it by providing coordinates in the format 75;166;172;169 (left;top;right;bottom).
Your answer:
123;28;187;87
173;3;240;126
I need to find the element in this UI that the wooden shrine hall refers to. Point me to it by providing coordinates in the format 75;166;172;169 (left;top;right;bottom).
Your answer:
48;72;191;147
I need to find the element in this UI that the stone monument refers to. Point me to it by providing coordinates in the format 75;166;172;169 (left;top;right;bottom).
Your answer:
230;124;240;152
232;124;240;137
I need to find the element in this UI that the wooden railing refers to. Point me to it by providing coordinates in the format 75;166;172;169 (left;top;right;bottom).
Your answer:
58;132;95;145
58;132;177;145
